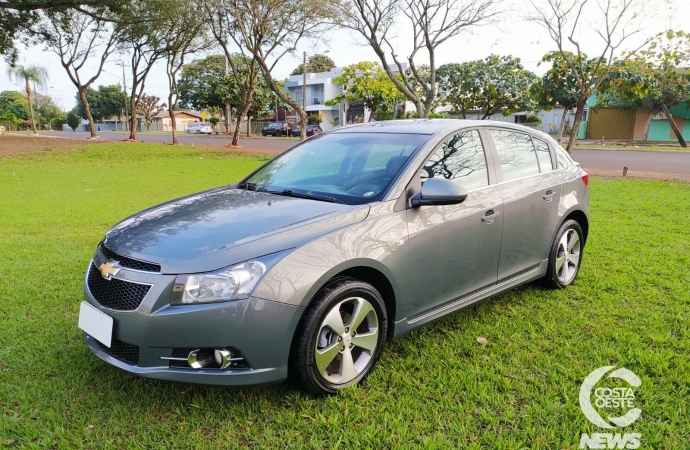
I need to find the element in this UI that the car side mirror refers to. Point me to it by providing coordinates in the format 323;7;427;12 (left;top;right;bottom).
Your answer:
411;178;468;207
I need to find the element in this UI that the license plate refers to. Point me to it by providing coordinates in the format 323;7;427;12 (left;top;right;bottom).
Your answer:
78;301;114;348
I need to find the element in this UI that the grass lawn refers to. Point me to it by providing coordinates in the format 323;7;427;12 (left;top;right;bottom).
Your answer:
0;143;688;449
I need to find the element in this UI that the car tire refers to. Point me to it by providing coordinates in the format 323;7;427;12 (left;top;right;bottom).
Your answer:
542;219;584;289
290;278;388;395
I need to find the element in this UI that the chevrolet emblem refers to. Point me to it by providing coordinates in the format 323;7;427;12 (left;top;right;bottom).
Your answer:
99;261;121;280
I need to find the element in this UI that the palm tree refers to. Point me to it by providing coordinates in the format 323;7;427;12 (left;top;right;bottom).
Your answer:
6;65;49;134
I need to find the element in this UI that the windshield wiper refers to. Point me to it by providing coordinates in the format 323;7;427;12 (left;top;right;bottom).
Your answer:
237;181;259;191
267;189;343;204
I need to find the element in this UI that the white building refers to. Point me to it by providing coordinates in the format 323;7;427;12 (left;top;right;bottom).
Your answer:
284;63;408;131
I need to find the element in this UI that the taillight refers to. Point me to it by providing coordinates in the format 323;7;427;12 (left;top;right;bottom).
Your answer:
581;171;589;188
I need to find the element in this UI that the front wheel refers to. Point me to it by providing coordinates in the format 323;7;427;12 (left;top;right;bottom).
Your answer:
290;278;388;395
543;219;584;289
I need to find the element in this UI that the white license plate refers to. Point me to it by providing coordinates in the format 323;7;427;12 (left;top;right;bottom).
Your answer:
78;301;114;348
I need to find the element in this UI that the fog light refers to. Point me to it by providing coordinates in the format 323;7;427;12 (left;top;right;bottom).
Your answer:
187;349;213;369
213;348;247;369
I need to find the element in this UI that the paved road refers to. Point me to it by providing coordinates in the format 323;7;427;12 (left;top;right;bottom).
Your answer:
14;131;690;178
571;148;690;179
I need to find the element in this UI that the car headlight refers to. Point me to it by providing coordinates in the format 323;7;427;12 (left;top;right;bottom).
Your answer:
170;261;267;305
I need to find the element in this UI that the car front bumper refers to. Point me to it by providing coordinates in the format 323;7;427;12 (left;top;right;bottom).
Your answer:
83;260;304;386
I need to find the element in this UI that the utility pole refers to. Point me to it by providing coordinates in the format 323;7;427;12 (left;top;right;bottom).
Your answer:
116;61;129;132
302;51;307;114
225;54;231;135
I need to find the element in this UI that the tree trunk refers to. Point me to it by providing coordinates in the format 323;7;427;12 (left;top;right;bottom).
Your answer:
25;81;37;135
79;87;98;139
642;111;655;142
246;116;251;137
565;99;587;153
232;105;251;146
128;95;137;140
557;108;568;143
662;104;687;148
169;110;178;145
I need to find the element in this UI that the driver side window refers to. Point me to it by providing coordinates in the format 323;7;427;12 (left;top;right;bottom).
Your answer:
420;130;489;191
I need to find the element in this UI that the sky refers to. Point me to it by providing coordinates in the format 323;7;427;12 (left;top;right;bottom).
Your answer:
1;0;688;111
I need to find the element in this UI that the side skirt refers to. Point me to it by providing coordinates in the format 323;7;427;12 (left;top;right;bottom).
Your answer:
392;259;548;338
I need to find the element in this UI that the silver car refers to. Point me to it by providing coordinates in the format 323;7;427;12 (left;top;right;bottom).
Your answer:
78;120;589;395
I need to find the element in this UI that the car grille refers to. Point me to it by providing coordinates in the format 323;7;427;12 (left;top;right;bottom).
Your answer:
98;242;161;273
87;263;151;311
97;339;140;365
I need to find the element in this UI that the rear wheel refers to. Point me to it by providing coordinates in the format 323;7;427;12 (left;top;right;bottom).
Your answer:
543;219;584;289
290;278;388;395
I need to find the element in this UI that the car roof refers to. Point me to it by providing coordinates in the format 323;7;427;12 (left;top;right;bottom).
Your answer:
329;119;551;137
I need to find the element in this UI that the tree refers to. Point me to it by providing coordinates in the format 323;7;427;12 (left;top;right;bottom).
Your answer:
0;90;29;130
96;84;127;123
119;0;173;140
35;92;62;130
162;1;210;144
6;64;48;134
334;0;502;118
209;0;334;140
530;51;593;142
178;55;230;112
527;0;655;153
597;31;690;146
66;110;80;131
0;90;30;120
205;4;264;145
291;54;336;75
437;55;537;119
35;8;121;138
325;61;405;122
135;93;166;130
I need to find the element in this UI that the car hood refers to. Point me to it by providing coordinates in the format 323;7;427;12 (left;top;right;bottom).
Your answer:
103;186;370;274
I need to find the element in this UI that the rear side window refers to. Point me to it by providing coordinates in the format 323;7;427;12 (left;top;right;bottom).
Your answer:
533;138;554;172
555;146;572;168
490;130;540;182
420;130;488;191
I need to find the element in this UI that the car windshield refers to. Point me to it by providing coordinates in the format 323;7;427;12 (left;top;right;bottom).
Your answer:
242;132;429;205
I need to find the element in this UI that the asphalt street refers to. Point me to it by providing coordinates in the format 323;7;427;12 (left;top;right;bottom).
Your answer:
14;131;690;178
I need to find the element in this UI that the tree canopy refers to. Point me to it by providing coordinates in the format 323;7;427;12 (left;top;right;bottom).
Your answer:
72;85;124;121
437;55;537;119
325;61;405;122
291;54;336;75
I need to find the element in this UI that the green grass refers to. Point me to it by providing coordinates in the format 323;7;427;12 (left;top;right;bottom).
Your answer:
1;143;688;449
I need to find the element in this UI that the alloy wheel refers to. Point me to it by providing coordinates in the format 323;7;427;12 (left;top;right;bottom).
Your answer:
556;229;581;284
314;297;379;385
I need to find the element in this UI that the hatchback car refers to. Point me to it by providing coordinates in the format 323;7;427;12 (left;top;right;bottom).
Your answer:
261;122;292;137
79;120;589;395
290;124;322;137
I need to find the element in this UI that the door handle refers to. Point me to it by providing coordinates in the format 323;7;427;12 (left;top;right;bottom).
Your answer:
543;190;556;202
481;210;500;224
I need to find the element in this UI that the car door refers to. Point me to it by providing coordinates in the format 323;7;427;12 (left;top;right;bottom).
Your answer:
402;128;504;320
486;129;561;281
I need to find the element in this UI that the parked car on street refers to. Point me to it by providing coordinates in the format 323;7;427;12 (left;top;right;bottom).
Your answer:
186;122;213;134
291;124;322;137
79;120;590;395
261;122;292;136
